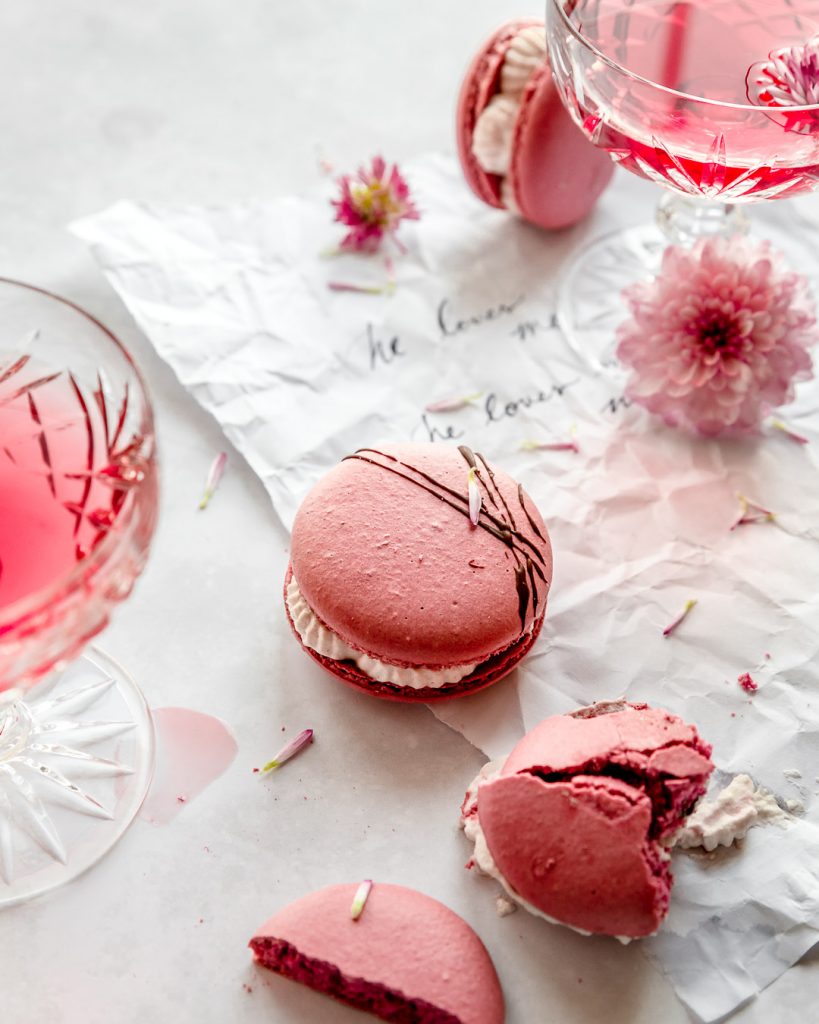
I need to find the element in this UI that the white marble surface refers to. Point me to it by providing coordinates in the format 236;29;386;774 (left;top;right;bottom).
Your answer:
2;2;818;1022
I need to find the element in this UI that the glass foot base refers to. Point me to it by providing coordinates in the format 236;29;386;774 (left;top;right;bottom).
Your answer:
555;224;663;376
0;648;153;907
555;214;819;384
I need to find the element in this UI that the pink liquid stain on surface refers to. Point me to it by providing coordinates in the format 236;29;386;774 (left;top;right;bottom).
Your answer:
140;707;238;825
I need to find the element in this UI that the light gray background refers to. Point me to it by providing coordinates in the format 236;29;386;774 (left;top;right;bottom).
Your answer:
1;2;817;1022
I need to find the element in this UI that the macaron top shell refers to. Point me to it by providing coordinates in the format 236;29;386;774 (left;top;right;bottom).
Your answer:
251;883;504;1024
289;443;551;667
502;704;713;794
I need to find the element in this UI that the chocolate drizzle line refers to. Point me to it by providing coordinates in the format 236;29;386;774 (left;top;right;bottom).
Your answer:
518;483;546;542
345;447;548;632
514;565;529;630
476;451;516;531
464;447;544;630
457;444;477;469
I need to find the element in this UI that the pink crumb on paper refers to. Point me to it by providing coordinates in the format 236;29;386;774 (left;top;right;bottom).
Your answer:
738;672;759;693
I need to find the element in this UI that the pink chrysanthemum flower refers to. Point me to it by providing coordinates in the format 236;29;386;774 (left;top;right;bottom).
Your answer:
746;36;819;134
616;237;817;436
332;156;420;253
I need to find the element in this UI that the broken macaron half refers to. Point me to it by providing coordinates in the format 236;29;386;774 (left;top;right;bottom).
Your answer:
461;701;714;939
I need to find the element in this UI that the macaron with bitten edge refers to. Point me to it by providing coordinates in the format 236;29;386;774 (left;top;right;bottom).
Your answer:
249;883;505;1024
461;700;714;939
285;442;552;702
457;18;614;230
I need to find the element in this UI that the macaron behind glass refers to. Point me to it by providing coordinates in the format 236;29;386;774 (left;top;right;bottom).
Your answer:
457;18;614;230
285;442;552;702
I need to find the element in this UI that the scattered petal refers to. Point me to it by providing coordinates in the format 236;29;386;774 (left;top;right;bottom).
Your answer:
350;879;373;921
730;494;777;530
771;419;810;445
519;439;580;453
425;391;483;413
663;598;698;638
199;452;227;510
467;467;481;527
738;672;759;694
261;729;314;773
327;280;395;296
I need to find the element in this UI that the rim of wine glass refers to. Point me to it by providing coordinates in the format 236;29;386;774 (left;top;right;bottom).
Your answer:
0;277;156;633
548;0;819;114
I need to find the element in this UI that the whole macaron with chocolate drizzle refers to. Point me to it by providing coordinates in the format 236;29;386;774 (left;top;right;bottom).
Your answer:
285;442;552;701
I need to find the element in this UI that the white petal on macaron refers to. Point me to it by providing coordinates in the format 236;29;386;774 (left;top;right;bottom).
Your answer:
501;25;548;97
472;93;519;176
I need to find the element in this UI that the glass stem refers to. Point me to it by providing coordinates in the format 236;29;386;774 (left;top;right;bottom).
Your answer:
656;194;750;247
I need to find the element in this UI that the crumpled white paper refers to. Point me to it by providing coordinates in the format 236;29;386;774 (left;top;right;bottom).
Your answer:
71;154;819;1022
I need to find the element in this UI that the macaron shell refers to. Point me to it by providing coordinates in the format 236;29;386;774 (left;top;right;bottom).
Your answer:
284;564;544;702
502;705;711;778
477;772;668;937
508;62;615;230
289;444;551;667
251;883;505;1024
457;18;544;208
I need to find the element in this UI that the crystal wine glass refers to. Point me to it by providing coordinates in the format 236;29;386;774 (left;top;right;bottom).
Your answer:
0;279;158;906
546;0;819;370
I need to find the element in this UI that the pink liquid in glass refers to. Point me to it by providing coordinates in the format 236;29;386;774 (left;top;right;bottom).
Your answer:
0;358;130;613
561;0;819;201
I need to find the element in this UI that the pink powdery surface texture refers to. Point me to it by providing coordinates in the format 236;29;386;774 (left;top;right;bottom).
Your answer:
475;704;713;937
289;443;551;667
250;884;504;1024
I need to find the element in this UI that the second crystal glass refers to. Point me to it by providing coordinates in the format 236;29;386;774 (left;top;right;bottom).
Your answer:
546;0;819;369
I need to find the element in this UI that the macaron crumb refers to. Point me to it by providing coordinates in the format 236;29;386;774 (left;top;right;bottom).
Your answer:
495;895;517;917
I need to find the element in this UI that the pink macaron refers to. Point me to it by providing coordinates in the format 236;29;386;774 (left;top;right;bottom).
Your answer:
461;701;714;938
457;19;614;230
285;442;552;702
250;883;505;1024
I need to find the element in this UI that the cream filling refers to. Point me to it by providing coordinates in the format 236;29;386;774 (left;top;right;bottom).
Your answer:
471;25;547;191
461;760;650;944
287;576;477;690
672;773;789;852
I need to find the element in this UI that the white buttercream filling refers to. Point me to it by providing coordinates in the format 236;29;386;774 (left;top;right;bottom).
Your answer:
672;773;789;852
471;26;547;184
287;576;477;690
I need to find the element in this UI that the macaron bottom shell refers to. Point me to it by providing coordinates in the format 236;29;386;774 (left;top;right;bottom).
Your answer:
251;937;462;1023
284;564;544;703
